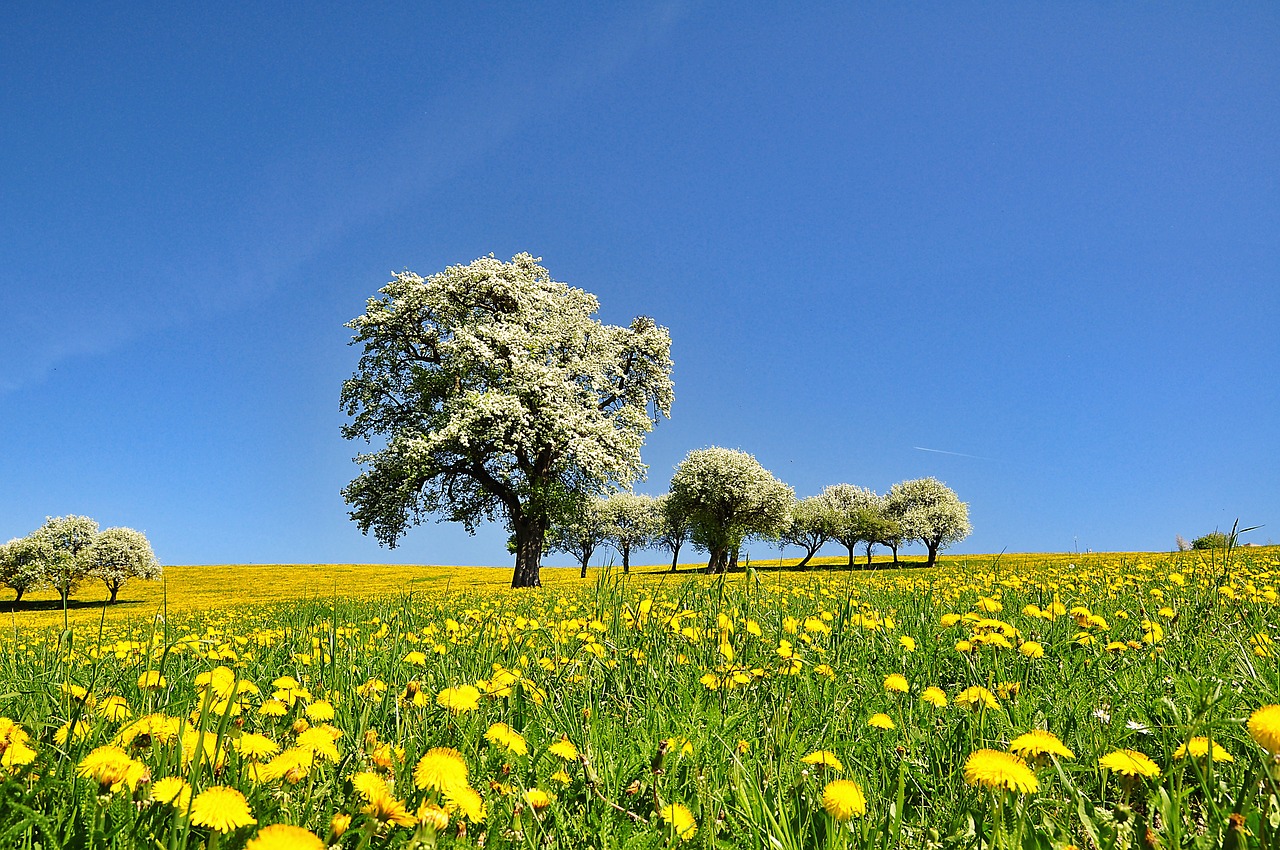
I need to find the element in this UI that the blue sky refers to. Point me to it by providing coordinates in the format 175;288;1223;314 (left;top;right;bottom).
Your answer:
3;3;1277;568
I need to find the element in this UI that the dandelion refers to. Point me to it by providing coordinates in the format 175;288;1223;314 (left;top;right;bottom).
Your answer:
149;776;192;809
435;685;481;714
137;671;166;690
77;745;148;793
190;786;257;833
1009;730;1073;760
547;737;578;760
955;686;999;711
417;802;451;830
821;779;867;820
246;825;326;850
921;687;948;708
659;802;697;840
868;713;895;730
898;635;917;652
233;733;279;761
963;750;1038;794
484;722;528;756
883;673;909;693
1098;749;1161;779
0;718;38;770
329;813;351;838
304;700;335;722
1173;737;1233;763
414;747;468;793
1018;641;1045;658
524;788;554;810
1248;705;1280;757
445;785;486;822
801;750;844;771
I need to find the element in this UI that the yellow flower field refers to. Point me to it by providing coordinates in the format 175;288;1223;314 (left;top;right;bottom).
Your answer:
1;548;1278;848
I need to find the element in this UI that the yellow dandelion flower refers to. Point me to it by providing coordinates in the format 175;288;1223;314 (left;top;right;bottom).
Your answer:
547;737;578;760
550;769;571;785
445;785;486;822
1018;641;1045;658
149;776;192;809
1008;730;1074;760
867;713;895;730
329;813;351;837
883;674;909;693
659;802;697;840
246;824;325;850
303;700;335;722
821;779;867;821
417;802;450;830
96;695;132;722
1248;705;1280;756
484;722;528;756
801;750;843;771
963;750;1038;794
233;733;279;761
524;788;554;810
76;745;148;793
295;727;339;762
190;786;257;833
899;635;917;652
921;686;948;708
1173;737;1232;762
137;671;166;690
414;747;468;793
258;699;289;717
955;686;1000;711
435;685;481;714
1098;749;1161;779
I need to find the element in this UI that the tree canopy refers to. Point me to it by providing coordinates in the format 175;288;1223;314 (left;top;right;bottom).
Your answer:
340;253;674;588
886;477;971;566
669;447;792;574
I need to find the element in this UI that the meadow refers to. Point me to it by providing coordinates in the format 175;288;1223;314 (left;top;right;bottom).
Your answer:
1;549;1278;849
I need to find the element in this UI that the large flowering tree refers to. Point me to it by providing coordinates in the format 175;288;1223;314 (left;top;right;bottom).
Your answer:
886;477;971;566
341;253;674;588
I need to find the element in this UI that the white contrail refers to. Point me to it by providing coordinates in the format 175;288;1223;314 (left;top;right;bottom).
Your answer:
913;446;993;461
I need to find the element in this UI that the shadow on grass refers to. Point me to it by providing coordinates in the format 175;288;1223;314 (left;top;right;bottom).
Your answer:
2;598;144;613
635;557;936;577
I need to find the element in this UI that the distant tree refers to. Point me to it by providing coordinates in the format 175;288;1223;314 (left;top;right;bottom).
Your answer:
340;253;674;588
34;515;99;603
87;527;162;603
653;493;693;572
819;484;881;568
669;448;793;574
858;494;900;565
546;498;608;579
0;536;50;603
1175;534;1191;553
1191;531;1229;550
599;492;658;575
886;478;971;567
876;514;906;564
780;495;832;569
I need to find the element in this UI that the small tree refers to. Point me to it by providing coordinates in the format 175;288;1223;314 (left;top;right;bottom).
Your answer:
876;515;906;564
0;536;50;603
780;496;832;569
546;498;608;579
668;448;793;574
653;493;693;572
886;478;971;567
819;484;881;568
1191;531;1229;550
599;492;658;575
858;494;900;565
87;527;162;603
34;515;99;603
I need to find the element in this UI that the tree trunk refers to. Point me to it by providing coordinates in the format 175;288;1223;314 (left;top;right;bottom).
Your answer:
706;547;726;574
926;542;939;567
13;588;23;604
108;584;120;603
670;542;681;572
890;543;899;564
864;541;874;565
511;519;545;588
845;544;856;568
622;545;630;575
796;547;817;569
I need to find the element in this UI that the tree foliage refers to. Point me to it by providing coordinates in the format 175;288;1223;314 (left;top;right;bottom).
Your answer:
86;527;162;602
340;253;674;588
780;496;833;569
652;493;693;572
545;498;608;578
34;515;99;603
0;536;51;603
598;492;659;575
668;448;792;574
818;484;882;567
886;477;971;566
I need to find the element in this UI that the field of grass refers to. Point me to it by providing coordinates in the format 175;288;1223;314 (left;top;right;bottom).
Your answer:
1;548;1278;849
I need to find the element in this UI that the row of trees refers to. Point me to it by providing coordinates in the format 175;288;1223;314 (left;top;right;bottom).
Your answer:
547;447;971;575
0;516;161;604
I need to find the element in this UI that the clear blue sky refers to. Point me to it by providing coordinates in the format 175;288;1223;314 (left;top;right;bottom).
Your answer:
3;3;1277;567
